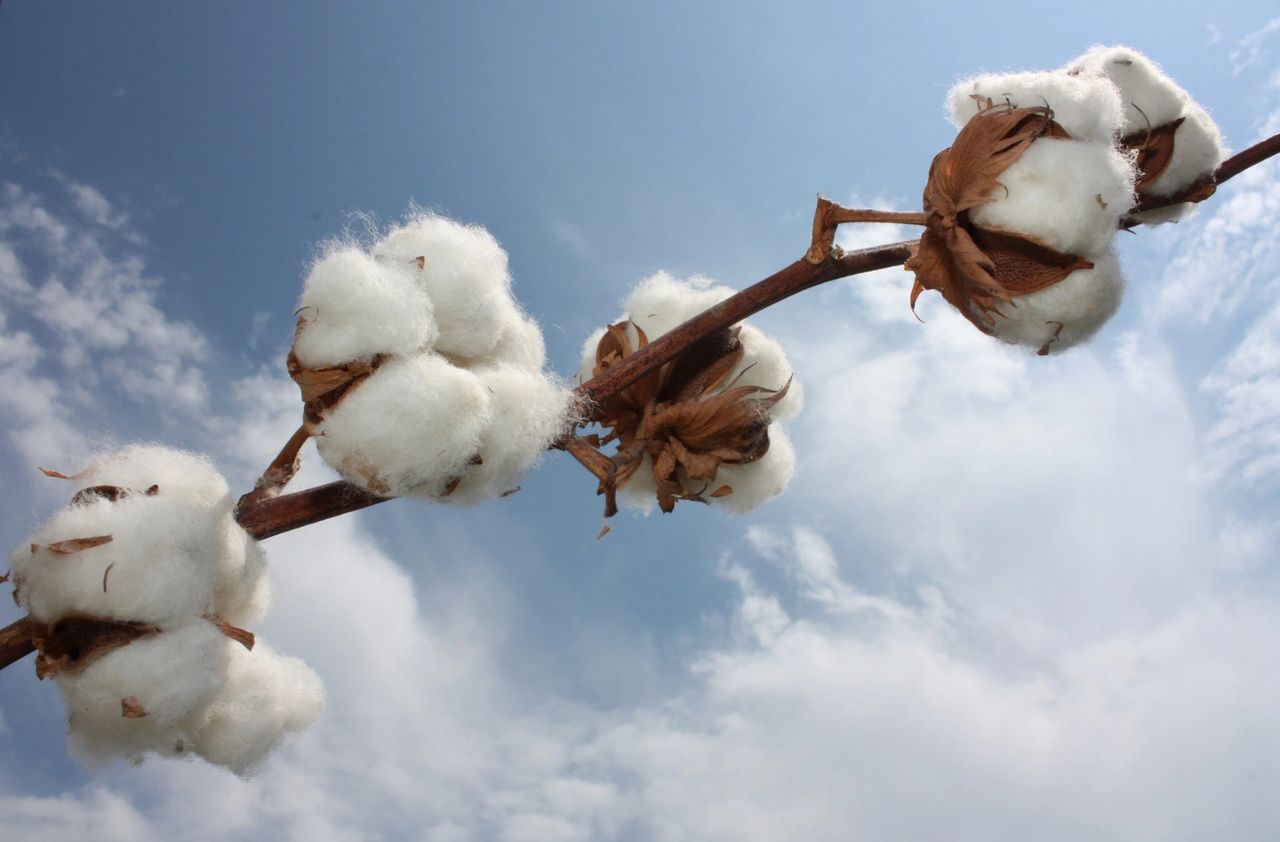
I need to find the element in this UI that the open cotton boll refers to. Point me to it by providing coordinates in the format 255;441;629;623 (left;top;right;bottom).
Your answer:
373;215;517;359
623;271;736;340
946;70;1124;143
190;640;325;777
1066;45;1188;131
58;619;229;767
710;426;797;515
292;247;437;368
729;325;804;422
985;249;1124;353
12;492;221;627
968;137;1135;257
445;365;578;505
314;353;493;498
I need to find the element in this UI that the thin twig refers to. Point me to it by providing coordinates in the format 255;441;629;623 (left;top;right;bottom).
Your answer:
236;424;311;512
0;617;34;672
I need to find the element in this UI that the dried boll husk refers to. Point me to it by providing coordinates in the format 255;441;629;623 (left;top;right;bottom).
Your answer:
984;249;1125;355
313;353;494;498
292;247;437;369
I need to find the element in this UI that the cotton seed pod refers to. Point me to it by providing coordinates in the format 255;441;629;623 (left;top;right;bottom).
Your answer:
983;249;1124;354
292;247;437;368
313;353;494;498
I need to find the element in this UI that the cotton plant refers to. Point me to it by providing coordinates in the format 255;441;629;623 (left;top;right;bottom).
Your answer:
288;214;578;503
6;446;323;775
573;272;802;517
906;45;1224;354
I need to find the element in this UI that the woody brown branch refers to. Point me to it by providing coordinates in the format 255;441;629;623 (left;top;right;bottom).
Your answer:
232;132;1280;545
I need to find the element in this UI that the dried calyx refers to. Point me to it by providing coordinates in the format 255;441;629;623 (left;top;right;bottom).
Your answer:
582;321;789;515
906;102;1093;344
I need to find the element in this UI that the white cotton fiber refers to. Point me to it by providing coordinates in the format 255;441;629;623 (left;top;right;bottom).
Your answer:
12;446;268;629
623;271;736;341
58;619;229;767
372;215;516;359
711;426;797;515
730;324;804;421
292;247;437;368
13;490;222;627
470;311;547;373
1065;46;1188;132
445;365;578;505
1143;101;1226;198
314;353;494;498
190;640;325;776
946;70;1124;143
969;137;1136;257
986;249;1124;353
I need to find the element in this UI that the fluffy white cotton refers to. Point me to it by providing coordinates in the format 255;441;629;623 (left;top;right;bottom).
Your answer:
12;446;268;628
712;426;797;514
292;247;437;368
969;137;1136;257
315;353;494;498
472;311;547;372
730;325;804;421
58;619;230;767
946;70;1124;144
623;271;736;341
1066;46;1188;131
190;641;326;776
1144;102;1226;198
986;250;1125;354
372;215;517;359
14;490;222;627
1065;45;1226;221
446;365;579;505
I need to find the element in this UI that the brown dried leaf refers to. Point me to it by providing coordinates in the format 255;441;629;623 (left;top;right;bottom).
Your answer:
287;349;384;430
102;563;115;593
658;327;744;403
1122;117;1185;191
39;467;77;480
596;524;611;540
121;696;148;719
211;618;255;651
710;485;734;498
70;485;132;506
969;227;1094;296
34;535;114;556
500;486;521;498
32;616;160;679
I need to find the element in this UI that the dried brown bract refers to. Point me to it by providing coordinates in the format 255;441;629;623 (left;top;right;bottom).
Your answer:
585;322;789;514
906;104;1094;329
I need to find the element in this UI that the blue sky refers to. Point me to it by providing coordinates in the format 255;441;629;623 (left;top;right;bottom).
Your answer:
2;2;1280;839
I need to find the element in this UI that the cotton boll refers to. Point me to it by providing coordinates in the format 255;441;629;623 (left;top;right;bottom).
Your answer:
292;247;437;368
1066;45;1188;132
445;365;578;505
314;353;493;498
969;138;1135;257
373;215;515;358
12;492;221;627
946;71;1124;143
190;640;325;776
58;620;229;767
710;426;797;514
730;325;804;421
1143;101;1226;198
624;271;736;340
986;250;1124;354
